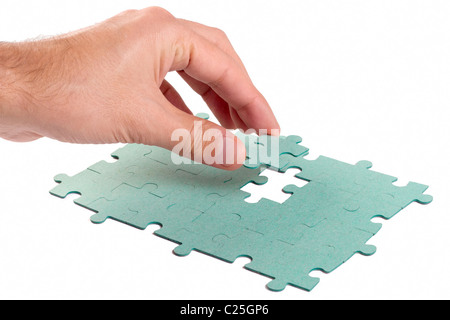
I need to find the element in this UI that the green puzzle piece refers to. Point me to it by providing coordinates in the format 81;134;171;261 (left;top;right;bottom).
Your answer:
50;117;432;291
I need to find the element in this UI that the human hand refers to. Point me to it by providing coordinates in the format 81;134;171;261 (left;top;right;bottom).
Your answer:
0;7;279;170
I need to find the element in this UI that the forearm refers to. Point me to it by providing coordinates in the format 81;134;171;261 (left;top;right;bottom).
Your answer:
0;42;31;139
0;34;113;143
0;40;63;142
0;42;19;114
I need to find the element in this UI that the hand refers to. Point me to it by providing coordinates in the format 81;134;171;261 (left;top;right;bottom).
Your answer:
0;7;279;170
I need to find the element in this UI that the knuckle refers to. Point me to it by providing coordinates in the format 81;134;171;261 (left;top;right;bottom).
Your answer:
139;6;181;38
142;6;175;20
211;27;228;40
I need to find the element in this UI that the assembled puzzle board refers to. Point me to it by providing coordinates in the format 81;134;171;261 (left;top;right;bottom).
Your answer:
50;118;432;291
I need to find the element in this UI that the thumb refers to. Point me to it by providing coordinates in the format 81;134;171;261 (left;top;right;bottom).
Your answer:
148;103;247;171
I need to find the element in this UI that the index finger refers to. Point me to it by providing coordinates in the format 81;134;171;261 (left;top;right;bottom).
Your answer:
177;31;280;135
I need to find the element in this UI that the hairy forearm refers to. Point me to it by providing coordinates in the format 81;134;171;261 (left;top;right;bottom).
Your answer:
0;40;69;141
1;40;59;102
0;42;17;104
0;29;124;143
0;41;49;141
0;42;26;135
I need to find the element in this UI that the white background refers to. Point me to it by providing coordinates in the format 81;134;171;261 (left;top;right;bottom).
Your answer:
0;0;449;300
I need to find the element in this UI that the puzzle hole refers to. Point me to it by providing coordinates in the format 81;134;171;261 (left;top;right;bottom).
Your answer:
391;177;409;187
371;216;386;223
309;269;327;279
240;168;308;204
146;222;163;233
233;255;253;268
65;191;82;201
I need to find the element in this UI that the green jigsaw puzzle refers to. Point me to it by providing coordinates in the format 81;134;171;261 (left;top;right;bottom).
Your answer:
49;114;433;291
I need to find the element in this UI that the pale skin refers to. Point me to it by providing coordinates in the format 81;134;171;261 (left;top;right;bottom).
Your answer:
0;7;279;170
